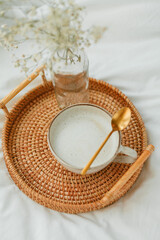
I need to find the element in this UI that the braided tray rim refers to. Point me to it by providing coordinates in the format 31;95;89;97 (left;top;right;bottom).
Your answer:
2;78;147;213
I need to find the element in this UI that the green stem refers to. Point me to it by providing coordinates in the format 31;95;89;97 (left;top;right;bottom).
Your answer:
67;48;80;61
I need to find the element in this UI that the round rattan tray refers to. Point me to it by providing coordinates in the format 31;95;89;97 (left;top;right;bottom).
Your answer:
1;76;147;213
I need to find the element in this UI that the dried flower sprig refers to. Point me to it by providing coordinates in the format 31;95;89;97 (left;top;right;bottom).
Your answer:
0;0;106;74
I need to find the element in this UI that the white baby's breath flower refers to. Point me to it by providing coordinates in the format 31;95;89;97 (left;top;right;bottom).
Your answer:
0;0;106;74
1;24;7;29
90;26;107;42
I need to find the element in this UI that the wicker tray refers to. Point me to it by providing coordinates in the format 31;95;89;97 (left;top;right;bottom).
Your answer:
0;67;151;213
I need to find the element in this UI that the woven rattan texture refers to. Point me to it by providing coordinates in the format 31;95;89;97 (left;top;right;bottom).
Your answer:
2;79;147;213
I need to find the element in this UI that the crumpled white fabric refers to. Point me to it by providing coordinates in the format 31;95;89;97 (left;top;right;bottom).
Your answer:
0;0;160;239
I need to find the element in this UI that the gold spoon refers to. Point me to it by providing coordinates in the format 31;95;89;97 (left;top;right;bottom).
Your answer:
81;107;131;175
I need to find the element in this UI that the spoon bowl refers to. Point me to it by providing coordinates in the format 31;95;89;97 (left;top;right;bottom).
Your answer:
111;107;131;131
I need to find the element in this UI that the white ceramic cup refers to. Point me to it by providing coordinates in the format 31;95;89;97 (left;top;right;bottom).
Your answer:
48;104;137;174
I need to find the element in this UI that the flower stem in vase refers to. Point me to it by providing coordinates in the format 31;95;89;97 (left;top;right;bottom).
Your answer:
53;50;89;109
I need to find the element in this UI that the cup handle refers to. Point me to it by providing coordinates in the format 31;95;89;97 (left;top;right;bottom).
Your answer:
114;146;137;164
120;146;137;158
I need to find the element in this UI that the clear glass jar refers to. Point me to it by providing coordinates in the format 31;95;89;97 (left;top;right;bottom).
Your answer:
52;49;89;109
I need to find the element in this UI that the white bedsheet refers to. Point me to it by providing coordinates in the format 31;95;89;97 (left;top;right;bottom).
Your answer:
0;0;160;239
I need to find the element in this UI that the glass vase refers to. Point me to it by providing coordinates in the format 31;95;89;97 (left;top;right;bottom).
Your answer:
52;49;89;109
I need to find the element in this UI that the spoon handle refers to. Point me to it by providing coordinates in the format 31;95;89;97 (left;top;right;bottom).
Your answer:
81;130;114;175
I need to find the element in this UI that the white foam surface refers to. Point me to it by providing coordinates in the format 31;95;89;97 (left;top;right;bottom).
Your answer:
49;105;119;168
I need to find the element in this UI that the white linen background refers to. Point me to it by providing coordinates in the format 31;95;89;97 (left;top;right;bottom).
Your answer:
0;0;160;239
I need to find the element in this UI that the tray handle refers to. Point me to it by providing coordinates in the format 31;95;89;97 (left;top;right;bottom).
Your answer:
0;65;47;118
100;144;155;205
